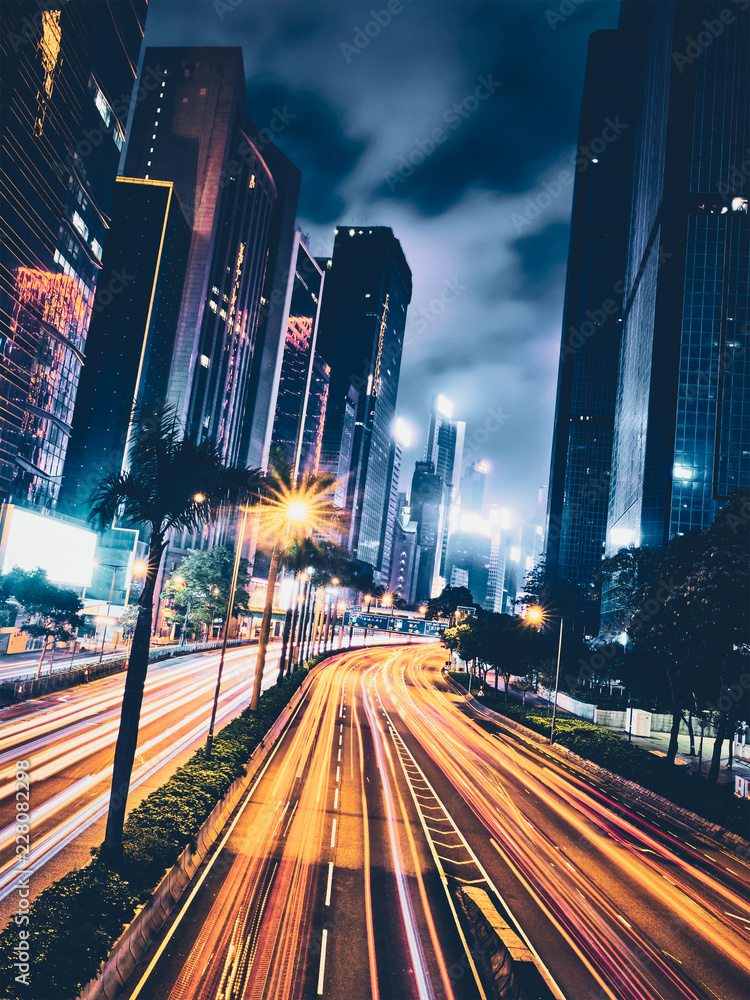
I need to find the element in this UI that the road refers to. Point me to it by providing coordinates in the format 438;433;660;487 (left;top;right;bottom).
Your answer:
122;644;750;1000
0;633;400;928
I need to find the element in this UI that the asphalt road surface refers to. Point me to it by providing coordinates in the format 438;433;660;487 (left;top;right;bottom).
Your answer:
122;645;750;1000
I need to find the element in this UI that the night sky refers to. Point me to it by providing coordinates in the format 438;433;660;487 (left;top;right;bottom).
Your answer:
142;0;621;520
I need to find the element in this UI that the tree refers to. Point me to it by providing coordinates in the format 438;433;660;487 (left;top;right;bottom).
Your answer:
89;401;263;860
118;606;139;643
5;568;84;677
476;613;530;700
426;586;474;622
163;546;250;642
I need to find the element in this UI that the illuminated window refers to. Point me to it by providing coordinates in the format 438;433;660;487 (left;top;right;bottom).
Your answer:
150;147;154;153
94;86;111;127
147;161;151;166
72;211;89;241
156;108;161;113
208;300;217;312
219;308;227;320
200;88;207;95
91;238;103;260
113;129;123;152
211;286;219;294
200;354;210;367
249;174;256;188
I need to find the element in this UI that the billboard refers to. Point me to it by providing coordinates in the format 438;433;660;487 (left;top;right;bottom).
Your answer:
343;611;447;637
0;505;98;588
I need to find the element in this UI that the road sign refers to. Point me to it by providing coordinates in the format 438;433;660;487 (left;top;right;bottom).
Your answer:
343;612;448;637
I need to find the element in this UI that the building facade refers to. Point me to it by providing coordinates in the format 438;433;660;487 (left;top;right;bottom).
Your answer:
316;227;412;577
605;0;749;571
123;47;280;469
0;0;147;508
58;178;191;518
545;25;641;634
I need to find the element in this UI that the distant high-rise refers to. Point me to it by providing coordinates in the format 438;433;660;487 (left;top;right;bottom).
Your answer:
461;460;488;516
58;178;190;518
605;1;749;587
316;227;412;577
0;0;148;508
425;394;465;582
410;460;443;604
445;529;492;609
379;419;410;585
123;48;281;469
389;494;418;604
545;25;641;634
269;237;326;475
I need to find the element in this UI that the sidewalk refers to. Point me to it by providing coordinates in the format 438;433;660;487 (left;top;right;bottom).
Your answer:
479;670;748;788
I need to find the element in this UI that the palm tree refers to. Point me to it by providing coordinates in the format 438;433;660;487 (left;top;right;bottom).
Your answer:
251;457;344;710
90;402;263;860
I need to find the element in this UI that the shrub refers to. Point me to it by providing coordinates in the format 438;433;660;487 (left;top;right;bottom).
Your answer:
0;667;310;1000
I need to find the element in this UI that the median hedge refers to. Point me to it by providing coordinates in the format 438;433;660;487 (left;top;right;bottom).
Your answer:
0;665;314;1000
450;674;748;838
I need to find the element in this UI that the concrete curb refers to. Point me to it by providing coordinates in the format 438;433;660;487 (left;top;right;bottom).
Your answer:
445;675;750;861
78;662;326;1000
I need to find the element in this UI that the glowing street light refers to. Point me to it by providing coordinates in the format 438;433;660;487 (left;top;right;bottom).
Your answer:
419;605;428;615
193;493;206;504
524;604;564;744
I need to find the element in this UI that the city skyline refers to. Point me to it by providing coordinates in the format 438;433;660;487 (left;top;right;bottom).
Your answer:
140;0;623;521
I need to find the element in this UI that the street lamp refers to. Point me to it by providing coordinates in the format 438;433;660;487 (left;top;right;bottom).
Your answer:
205;505;250;759
419;605;428;616
525;605;564;745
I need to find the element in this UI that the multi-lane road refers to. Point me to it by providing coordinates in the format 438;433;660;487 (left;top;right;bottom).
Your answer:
121;645;750;1000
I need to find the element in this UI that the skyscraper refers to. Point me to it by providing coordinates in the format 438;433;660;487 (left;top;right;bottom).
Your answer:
58;178;191;518
316;227;412;577
0;0;148;508
409;460;444;604
123;48;280;468
545;25;641;633
605;0;749;574
425;394;465;581
268;236;325;474
460;460;488;516
379;418;410;585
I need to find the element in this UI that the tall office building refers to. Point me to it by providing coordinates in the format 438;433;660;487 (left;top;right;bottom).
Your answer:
425;394;465;580
409;460;444;603
461;460;488;516
268;237;325;474
545;25;641;634
379;418;410;585
605;1;749;578
0;0;148;508
444;529;492;609
58;178;191;518
123;48;280;469
389;494;419;604
316;227;412;577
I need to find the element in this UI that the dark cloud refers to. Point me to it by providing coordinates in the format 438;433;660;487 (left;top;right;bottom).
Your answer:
247;76;370;224
141;0;620;517
511;221;571;293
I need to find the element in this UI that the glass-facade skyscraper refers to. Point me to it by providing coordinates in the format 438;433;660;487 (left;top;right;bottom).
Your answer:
0;0;148;508
123;47;279;469
606;0;749;569
545;26;640;635
316;227;412;578
269;239;325;475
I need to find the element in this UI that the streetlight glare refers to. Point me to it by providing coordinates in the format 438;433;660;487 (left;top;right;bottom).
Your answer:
286;501;310;523
419;605;428;615
193;492;206;503
525;605;544;624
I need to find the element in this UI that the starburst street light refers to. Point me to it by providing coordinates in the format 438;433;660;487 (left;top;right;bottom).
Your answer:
523;604;564;744
251;471;342;712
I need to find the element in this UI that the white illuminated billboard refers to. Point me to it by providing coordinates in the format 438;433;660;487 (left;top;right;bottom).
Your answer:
1;506;97;588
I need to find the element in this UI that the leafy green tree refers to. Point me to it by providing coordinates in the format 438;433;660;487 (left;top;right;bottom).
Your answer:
476;613;530;700
90;401;264;859
118;605;139;642
163;546;250;642
4;567;84;676
426;586;474;622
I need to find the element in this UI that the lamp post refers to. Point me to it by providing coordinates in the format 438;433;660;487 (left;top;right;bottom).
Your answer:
525;605;564;745
205;505;249;759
